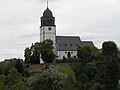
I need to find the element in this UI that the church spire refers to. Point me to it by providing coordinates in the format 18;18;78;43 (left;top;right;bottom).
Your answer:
47;0;48;8
41;0;55;27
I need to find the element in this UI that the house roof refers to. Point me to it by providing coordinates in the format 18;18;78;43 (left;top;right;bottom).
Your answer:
56;36;94;51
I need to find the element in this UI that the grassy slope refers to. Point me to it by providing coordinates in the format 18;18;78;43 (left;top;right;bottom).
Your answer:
26;63;72;73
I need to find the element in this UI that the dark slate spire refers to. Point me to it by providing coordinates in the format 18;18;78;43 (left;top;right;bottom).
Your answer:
43;8;53;17
47;0;48;8
40;1;55;27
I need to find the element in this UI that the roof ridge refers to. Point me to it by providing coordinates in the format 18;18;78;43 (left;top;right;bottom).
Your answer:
56;36;79;37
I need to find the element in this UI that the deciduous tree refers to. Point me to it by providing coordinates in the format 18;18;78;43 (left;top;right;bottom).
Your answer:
24;47;31;63
102;41;118;58
40;39;55;63
28;66;66;90
77;46;99;64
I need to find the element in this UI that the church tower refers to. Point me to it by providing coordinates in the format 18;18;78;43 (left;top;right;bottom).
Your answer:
40;6;56;47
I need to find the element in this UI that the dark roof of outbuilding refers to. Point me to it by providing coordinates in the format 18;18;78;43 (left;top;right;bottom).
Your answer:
56;36;94;51
43;8;53;17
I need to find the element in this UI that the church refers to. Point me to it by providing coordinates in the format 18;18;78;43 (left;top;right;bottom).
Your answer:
40;6;94;60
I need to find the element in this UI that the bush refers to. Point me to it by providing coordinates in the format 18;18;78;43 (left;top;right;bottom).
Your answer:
57;66;76;84
0;67;30;90
27;66;67;90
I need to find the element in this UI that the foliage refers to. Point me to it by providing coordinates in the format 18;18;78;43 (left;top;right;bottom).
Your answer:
77;46;99;63
1;59;16;75
24;47;31;63
90;83;101;90
56;66;76;84
30;42;41;64
102;41;118;58
0;58;25;76
63;82;79;90
101;41;120;90
0;63;3;75
117;84;120;90
71;63;83;78
71;60;102;90
27;66;66;90
78;73;89;84
24;39;55;64
102;59;120;90
40;39;55;63
0;67;30;90
84;61;98;80
15;59;25;74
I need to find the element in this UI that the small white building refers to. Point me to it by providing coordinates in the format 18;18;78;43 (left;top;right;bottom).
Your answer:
40;7;94;60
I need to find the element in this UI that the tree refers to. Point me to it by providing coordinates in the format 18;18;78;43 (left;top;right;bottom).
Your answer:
77;46;99;64
0;67;30;90
102;41;120;90
91;83;101;90
71;63;84;78
30;42;41;64
27;66;66;90
57;66;76;84
71;60;102;90
15;59;25;74
102;59;120;90
102;41;118;58
2;59;16;75
24;47;31;63
24;40;55;64
56;66;78;90
24;42;41;64
84;61;98;80
0;63;3;75
40;39;55;63
76;73;89;90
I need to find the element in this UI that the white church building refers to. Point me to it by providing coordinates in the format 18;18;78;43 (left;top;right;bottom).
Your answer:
40;6;94;60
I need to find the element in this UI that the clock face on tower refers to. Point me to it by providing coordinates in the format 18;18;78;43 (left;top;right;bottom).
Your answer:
48;27;52;31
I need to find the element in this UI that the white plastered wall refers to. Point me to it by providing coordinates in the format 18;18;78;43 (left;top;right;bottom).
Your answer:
57;51;77;60
40;26;56;42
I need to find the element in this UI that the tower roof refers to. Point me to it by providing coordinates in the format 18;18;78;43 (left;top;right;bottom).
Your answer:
43;8;53;17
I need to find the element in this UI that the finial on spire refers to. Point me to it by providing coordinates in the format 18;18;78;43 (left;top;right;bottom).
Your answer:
47;0;48;8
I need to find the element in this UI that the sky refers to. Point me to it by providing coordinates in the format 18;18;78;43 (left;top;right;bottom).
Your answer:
0;0;120;61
